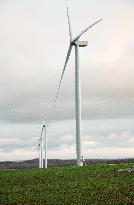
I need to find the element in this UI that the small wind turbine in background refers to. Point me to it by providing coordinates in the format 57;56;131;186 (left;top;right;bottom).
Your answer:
39;125;44;168
53;0;102;166
38;121;48;169
38;140;42;168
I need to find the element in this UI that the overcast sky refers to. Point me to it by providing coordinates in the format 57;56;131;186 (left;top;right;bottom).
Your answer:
0;0;134;161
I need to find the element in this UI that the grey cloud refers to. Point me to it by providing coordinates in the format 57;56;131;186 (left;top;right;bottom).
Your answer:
0;139;34;152
83;132;134;149
0;119;134;160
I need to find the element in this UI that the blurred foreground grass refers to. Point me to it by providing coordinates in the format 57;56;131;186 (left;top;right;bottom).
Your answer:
0;163;134;205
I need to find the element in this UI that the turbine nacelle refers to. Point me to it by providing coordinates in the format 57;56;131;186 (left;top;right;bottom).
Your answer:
72;40;88;47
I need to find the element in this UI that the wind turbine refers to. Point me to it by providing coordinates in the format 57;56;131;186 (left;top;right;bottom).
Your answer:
38;121;49;169
39;125;44;168
44;124;48;169
53;0;102;166
38;141;41;168
42;121;49;169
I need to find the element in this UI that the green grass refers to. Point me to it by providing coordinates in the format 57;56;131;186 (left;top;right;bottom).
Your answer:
0;163;134;205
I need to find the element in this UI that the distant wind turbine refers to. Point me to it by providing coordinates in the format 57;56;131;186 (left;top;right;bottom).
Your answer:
39;125;44;168
39;122;48;169
53;0;102;166
43;121;49;169
38;141;41;168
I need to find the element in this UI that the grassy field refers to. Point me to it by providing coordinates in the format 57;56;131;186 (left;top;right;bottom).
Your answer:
0;163;134;205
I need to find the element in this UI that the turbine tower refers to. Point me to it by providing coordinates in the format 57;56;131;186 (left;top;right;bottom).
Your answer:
38;122;48;169
39;125;44;168
54;0;102;166
44;124;48;169
39;141;41;168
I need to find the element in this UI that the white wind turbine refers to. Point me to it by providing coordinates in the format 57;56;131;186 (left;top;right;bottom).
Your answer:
39;125;44;168
53;0;102;166
42;121;49;169
38;122;48;169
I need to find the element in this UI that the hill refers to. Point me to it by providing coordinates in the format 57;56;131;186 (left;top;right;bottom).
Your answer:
0;158;134;169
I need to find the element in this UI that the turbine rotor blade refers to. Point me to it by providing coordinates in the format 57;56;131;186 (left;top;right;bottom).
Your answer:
66;0;72;42
71;19;102;44
53;44;73;112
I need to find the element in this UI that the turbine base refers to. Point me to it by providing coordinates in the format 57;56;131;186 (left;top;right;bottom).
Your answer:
77;160;83;167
